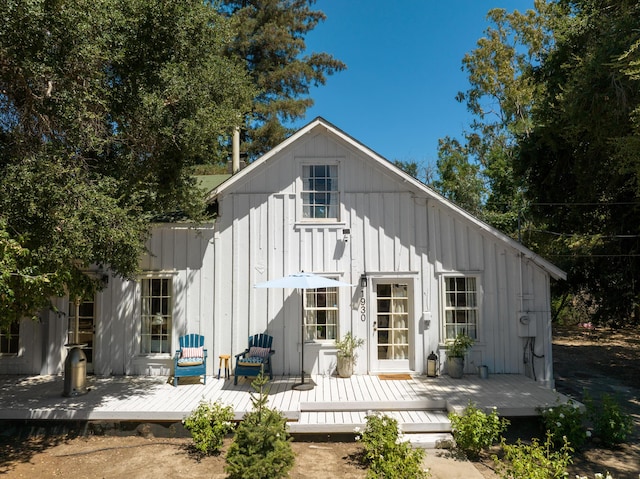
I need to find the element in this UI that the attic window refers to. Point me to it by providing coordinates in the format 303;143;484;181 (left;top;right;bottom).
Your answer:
302;165;339;220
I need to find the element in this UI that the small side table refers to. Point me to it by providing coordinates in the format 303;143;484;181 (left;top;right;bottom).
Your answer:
218;354;231;379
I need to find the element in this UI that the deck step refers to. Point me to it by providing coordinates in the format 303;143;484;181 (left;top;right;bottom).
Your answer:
288;409;450;434
299;399;446;412
405;432;454;449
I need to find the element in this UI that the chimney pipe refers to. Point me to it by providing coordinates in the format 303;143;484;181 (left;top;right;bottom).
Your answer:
232;126;240;174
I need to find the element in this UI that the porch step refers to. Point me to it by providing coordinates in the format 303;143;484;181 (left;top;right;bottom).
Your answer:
289;406;451;436
299;399;447;412
405;432;454;449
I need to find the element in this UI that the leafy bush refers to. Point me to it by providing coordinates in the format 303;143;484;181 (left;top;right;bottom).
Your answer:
357;412;429;479
225;374;294;479
585;393;633;446
494;432;573;479
448;402;509;459
539;400;587;449
183;399;234;456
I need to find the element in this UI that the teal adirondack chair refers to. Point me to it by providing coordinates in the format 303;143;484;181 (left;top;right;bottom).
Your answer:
173;334;207;386
234;334;275;385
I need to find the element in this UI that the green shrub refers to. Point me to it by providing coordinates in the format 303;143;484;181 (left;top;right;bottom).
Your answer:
183;399;234;456
585;393;633;447
494;431;573;479
357;412;429;479
448;402;509;459
539;400;586;449
225;374;294;479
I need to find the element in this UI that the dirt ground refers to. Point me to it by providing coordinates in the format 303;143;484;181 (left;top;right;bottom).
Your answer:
1;325;638;478
475;325;640;479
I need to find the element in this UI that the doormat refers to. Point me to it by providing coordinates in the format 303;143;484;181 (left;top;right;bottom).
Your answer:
378;374;412;380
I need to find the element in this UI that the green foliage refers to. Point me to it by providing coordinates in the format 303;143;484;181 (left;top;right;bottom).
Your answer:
357;412;429;479
516;0;640;325
225;374;294;479
443;0;640;324
434;137;485;216
335;332;365;360
446;332;475;358
585;393;633;447
218;0;346;159
0;0;254;325
539;401;587;449
448;402;509;459
0;158;148;330
494;432;573;479
393;160;420;179
183;399;234;456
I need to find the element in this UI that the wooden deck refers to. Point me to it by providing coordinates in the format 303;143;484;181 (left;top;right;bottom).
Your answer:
0;373;575;435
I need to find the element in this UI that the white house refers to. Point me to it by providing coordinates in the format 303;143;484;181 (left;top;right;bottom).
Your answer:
0;118;565;387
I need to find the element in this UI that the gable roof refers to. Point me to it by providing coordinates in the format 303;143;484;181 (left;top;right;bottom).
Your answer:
208;117;566;281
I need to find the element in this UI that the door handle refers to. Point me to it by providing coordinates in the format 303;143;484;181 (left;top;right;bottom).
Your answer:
373;321;377;331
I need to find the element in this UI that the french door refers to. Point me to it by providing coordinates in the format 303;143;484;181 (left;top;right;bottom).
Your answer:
371;282;411;371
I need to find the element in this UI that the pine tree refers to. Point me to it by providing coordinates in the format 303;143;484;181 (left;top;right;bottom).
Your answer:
218;0;346;159
225;374;295;479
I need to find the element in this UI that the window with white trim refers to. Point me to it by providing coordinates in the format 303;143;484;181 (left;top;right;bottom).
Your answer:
68;298;95;363
304;287;338;341
0;321;19;355
302;165;339;220
140;278;172;354
443;276;478;340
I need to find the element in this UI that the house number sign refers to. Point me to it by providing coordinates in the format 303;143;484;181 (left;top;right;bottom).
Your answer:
359;296;366;322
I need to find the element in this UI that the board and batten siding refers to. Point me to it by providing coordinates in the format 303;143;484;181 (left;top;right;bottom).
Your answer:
429;200;554;384
86;224;217;376
213;125;555;386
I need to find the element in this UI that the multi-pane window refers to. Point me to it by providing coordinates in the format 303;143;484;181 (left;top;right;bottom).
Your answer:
443;276;478;340
141;278;172;354
304;287;338;341
68;299;95;363
302;165;339;220
0;321;19;355
376;284;409;360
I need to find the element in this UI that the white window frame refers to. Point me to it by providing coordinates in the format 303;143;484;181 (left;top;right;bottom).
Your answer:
441;274;481;342
140;276;173;355
0;321;19;356
304;285;339;342
299;161;341;222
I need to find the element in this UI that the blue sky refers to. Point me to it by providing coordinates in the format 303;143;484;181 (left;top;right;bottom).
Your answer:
290;1;535;171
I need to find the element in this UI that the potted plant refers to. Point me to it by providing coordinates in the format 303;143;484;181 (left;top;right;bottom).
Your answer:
446;332;474;379
335;332;364;378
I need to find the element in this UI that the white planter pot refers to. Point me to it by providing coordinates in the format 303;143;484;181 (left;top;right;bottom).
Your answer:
337;356;354;378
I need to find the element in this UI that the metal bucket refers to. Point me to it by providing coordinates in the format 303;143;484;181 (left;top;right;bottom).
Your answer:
478;365;489;379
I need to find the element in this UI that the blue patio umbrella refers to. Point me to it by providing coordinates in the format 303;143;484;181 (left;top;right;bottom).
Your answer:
254;272;354;390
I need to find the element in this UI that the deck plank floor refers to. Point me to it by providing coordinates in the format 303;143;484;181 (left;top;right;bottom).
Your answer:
0;373;576;434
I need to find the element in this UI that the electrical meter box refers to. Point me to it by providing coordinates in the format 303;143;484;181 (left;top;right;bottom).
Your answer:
517;312;537;337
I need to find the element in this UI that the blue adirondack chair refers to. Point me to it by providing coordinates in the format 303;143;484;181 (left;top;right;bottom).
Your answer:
234;333;275;385
173;334;207;386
